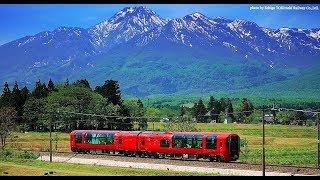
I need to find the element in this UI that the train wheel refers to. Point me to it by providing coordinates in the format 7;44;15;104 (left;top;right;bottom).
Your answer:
216;156;222;162
209;156;214;162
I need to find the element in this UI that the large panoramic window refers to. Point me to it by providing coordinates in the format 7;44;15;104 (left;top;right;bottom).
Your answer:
84;132;114;144
172;134;203;148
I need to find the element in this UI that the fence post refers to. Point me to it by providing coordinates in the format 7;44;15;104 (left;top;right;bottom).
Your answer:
152;117;155;131
317;112;320;169
49;115;52;163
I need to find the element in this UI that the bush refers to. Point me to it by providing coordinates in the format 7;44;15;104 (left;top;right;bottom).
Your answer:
0;149;14;159
40;146;50;152
17;151;39;159
306;120;314;127
0;149;39;160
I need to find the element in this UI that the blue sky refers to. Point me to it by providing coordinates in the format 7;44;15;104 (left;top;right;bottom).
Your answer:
0;4;319;45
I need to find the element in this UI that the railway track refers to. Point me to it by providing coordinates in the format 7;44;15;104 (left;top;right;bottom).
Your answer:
36;151;320;175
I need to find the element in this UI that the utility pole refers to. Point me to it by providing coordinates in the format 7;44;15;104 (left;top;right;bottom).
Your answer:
152;118;155;131
262;105;266;176
49;115;52;163
317;112;320;169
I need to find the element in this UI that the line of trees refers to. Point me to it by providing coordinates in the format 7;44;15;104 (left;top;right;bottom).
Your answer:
192;96;254;123
0;79;147;133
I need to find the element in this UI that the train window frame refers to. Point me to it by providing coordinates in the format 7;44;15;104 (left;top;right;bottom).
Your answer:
194;135;203;148
106;133;115;145
75;132;82;144
84;133;92;144
160;139;169;147
206;135;217;149
172;135;184;148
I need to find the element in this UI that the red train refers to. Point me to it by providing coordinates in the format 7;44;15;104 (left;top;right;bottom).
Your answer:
70;130;240;162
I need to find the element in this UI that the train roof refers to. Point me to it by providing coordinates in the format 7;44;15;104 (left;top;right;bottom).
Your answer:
172;132;238;137
70;130;238;137
71;130;121;133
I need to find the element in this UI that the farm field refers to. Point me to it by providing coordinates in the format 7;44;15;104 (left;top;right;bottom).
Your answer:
4;123;318;167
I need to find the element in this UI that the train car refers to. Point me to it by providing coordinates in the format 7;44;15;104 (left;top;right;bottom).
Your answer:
70;130;240;162
137;131;240;162
70;130;120;154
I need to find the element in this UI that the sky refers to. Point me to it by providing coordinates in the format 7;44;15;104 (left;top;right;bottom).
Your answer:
0;4;319;45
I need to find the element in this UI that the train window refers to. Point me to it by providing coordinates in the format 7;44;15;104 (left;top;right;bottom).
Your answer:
75;132;82;143
185;135;193;148
206;135;217;149
84;133;92;144
141;140;145;146
97;133;107;144
172;135;183;148
193;135;203;148
119;139;122;144
106;133;114;144
91;133;99;144
160;139;169;147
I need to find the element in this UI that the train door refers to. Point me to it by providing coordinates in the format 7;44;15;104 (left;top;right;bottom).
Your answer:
227;135;240;160
115;134;123;150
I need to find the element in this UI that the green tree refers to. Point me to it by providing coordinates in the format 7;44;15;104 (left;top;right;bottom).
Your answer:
208;96;215;112
296;107;307;120
124;99;139;117
64;78;70;87
195;99;207;123
32;80;48;99
0;82;12;108
96;80;123;105
276;111;296;124
0;107;17;149
179;105;186;116
73;79;91;89
219;98;227;113
11;81;23;119
46;85;132;131
48;79;57;92
145;107;161;118
192;102;198;117
226;98;235;121
137;99;147;130
163;116;197;132
238;98;254;123
20;86;30;104
95;80;130;128
245;111;261;124
213;99;222;122
23;97;48;131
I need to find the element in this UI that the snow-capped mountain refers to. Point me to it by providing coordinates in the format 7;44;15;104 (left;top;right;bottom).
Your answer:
0;27;97;71
0;6;319;96
130;12;320;67
88;6;168;49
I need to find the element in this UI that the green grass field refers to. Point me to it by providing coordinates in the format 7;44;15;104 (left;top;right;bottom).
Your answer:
4;123;318;167
0;159;222;176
